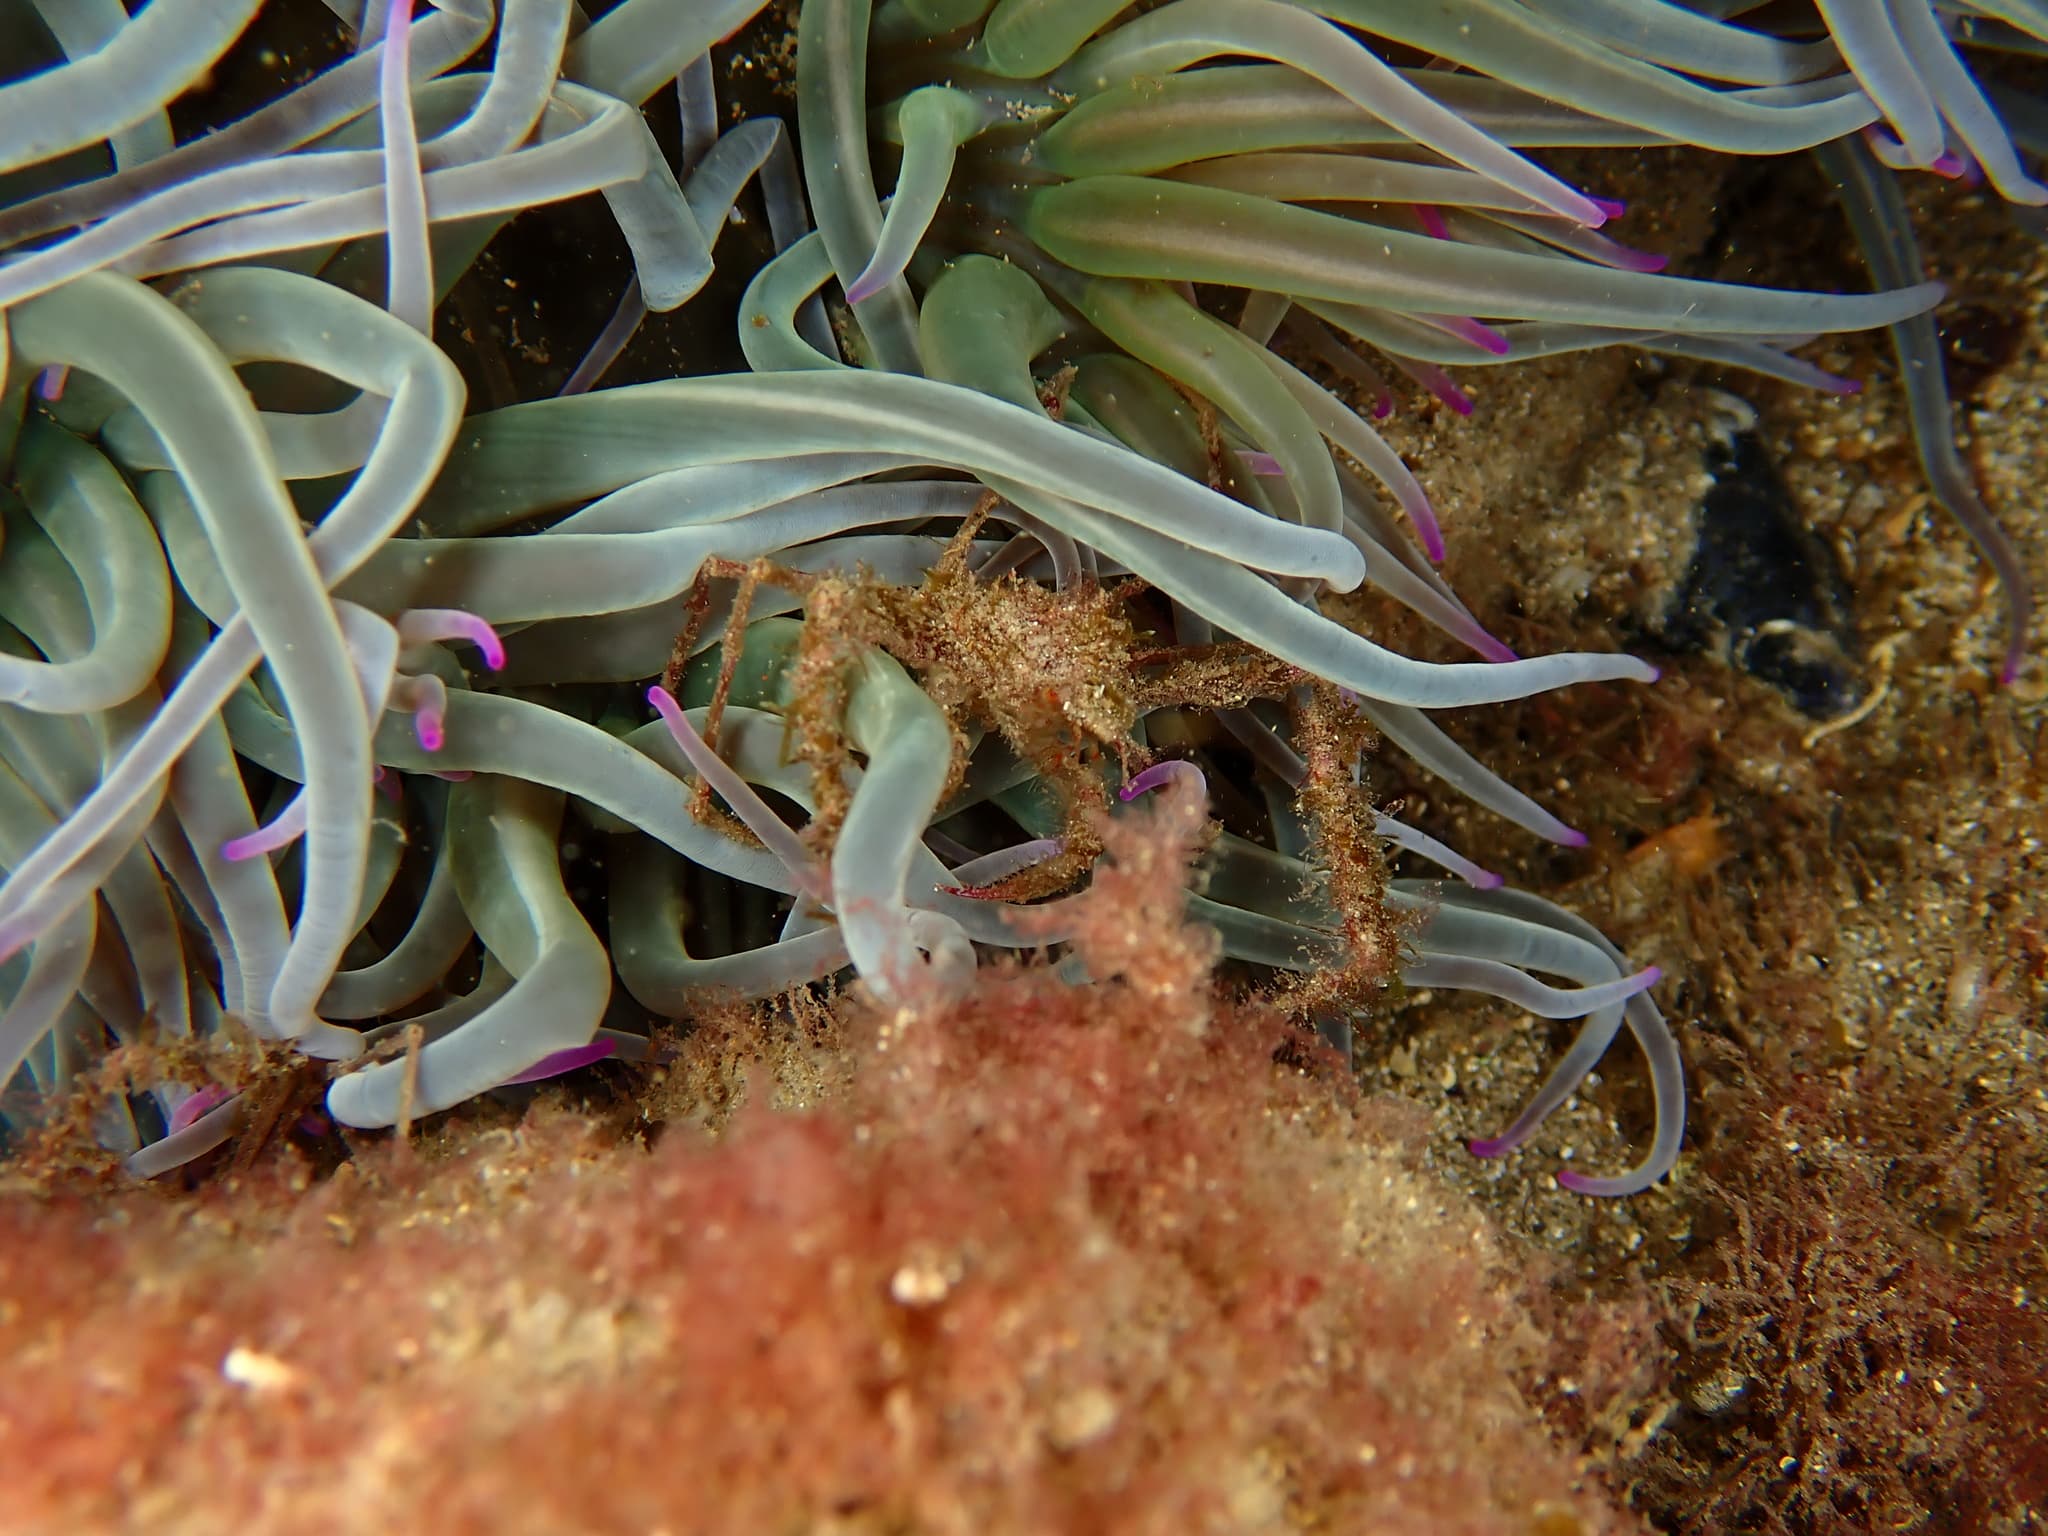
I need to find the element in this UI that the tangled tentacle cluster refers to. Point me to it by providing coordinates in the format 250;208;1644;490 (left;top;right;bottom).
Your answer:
0;0;2038;1193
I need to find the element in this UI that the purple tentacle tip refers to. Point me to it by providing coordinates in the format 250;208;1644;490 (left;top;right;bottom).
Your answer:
399;609;507;671
1555;1169;1599;1194
1557;826;1591;850
500;1039;617;1086
1435;378;1475;417
1119;759;1206;802
1589;196;1628;221
170;1085;235;1135
1467;1134;1515;1160
1471;868;1507;891
1241;451;1286;477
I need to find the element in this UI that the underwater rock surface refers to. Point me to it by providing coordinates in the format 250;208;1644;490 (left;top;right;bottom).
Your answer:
1662;391;1864;719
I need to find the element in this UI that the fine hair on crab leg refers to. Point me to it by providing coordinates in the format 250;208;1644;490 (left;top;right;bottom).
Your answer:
493;534;1001;687
942;836;1067;888
1205;698;1504;885
326;776;611;1128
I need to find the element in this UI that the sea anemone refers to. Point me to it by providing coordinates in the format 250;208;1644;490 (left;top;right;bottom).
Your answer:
0;0;2033;1194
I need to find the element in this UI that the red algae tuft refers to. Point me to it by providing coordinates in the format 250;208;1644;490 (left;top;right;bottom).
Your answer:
0;799;1644;1536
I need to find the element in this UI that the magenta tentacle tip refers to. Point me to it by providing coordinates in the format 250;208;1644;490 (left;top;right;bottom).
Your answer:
169;1086;235;1135
1415;203;1450;240
399;609;506;671
500;1039;617;1086
1589;196;1628;221
1556;826;1591;850
220;832;271;863
222;799;308;862
1119;759;1206;802
1242;451;1285;477
1471;869;1507;891
1370;395;1394;420
1467;1134;1514;1160
1467;321;1511;357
